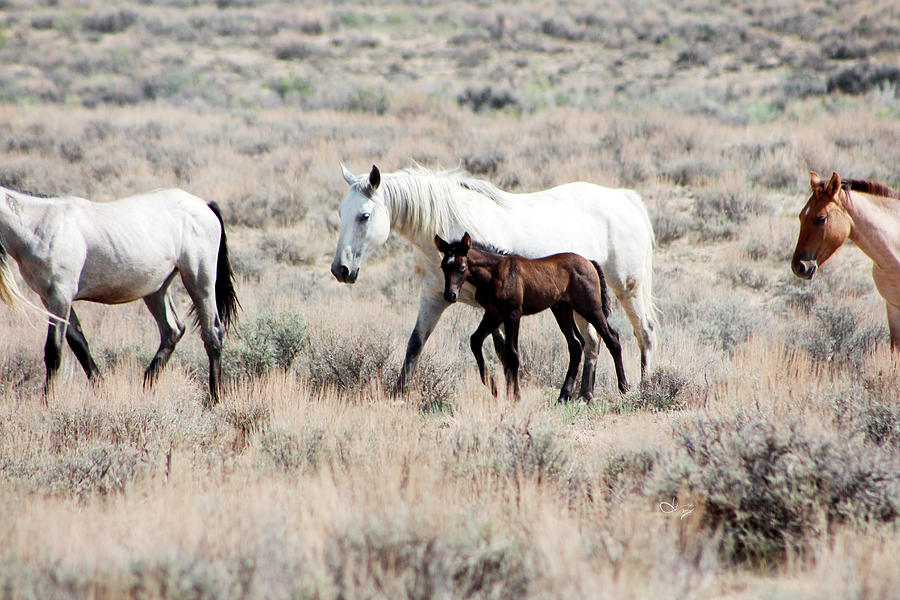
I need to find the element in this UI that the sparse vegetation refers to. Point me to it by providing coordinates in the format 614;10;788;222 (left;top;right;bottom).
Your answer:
2;0;900;597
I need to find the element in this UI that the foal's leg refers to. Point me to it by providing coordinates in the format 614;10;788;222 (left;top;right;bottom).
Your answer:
501;314;522;400
579;304;629;394
142;274;186;389
573;314;599;401
470;312;502;396
550;304;583;404
65;308;100;380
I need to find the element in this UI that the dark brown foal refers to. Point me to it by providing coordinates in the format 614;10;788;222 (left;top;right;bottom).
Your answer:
436;233;628;402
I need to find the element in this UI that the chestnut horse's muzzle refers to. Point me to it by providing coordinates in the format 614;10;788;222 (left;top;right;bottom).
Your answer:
444;290;458;303
791;259;816;280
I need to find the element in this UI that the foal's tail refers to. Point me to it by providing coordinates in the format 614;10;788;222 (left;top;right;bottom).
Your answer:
590;260;611;319
207;202;240;332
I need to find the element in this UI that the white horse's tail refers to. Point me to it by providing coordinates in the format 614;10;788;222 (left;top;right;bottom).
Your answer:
624;189;659;323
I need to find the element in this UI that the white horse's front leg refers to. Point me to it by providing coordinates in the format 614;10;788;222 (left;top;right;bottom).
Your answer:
396;287;449;394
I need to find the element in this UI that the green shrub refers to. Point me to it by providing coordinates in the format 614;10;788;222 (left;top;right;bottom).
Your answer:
260;427;327;473
224;311;308;379
658;413;899;567
697;300;757;354
789;305;887;368
636;365;688;411
307;329;393;392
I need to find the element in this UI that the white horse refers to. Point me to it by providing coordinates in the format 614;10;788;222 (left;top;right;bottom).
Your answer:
0;186;239;403
331;164;656;399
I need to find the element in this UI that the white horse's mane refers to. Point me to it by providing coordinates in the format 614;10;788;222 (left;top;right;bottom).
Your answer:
379;164;515;240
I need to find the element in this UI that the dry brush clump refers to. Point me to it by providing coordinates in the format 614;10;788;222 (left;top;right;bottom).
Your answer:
657;411;899;568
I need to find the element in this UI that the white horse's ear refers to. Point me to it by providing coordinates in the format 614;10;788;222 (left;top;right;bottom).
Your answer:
809;170;821;188
827;171;841;197
369;165;381;190
341;163;357;186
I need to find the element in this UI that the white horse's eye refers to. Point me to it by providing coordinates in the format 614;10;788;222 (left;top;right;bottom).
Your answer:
358;213;371;222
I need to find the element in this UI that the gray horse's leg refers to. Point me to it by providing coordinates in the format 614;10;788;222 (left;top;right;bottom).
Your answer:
41;293;72;398
65;308;100;380
396;291;449;394
142;273;185;388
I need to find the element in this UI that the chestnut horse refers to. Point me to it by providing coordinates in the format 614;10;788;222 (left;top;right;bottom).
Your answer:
436;233;628;402
792;171;900;349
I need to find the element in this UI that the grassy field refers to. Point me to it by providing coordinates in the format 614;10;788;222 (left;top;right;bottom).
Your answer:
2;0;900;598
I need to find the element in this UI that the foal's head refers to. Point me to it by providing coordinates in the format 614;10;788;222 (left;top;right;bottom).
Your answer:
435;232;472;303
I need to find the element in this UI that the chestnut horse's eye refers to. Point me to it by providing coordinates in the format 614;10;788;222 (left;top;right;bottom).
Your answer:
815;215;827;225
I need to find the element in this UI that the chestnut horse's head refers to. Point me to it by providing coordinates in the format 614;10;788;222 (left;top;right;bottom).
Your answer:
791;171;852;280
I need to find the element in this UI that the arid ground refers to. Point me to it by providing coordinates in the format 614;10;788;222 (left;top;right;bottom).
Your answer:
1;1;899;598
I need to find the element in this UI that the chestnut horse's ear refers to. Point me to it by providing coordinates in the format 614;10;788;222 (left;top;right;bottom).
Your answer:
809;170;821;188
341;163;356;186
369;165;381;190
461;232;471;251
434;235;448;253
826;171;841;197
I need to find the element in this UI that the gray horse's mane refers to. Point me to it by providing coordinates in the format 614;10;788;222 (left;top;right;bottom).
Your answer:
379;163;515;240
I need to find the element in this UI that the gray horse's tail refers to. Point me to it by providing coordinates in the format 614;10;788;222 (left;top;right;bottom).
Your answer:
207;202;240;332
0;240;21;309
590;260;611;319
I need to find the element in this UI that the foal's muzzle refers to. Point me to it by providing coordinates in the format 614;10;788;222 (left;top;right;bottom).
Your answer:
331;263;359;284
444;290;458;303
792;259;816;280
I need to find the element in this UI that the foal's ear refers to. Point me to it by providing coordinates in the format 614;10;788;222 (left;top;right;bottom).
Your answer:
369;165;381;190
461;232;471;251
826;171;841;197
434;235;448;253
809;170;821;189
341;163;356;186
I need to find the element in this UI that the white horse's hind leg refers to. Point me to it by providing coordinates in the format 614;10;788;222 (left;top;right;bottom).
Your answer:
616;284;655;379
142;273;186;388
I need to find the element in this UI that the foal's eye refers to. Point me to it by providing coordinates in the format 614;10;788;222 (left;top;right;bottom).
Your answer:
358;213;371;222
458;264;466;273
815;215;827;225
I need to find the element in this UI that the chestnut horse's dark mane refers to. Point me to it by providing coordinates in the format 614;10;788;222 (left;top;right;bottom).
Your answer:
843;179;900;200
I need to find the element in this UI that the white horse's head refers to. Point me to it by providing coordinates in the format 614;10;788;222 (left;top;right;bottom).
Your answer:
331;164;391;283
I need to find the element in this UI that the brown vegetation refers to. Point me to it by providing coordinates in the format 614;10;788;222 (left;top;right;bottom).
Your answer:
1;0;900;597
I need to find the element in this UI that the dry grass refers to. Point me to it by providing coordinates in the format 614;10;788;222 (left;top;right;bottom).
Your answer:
2;0;900;597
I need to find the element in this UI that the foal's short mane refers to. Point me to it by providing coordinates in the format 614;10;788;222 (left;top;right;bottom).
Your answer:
471;240;512;256
843;179;900;200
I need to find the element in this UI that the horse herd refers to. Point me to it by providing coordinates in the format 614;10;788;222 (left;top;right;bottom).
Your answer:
1;165;898;404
